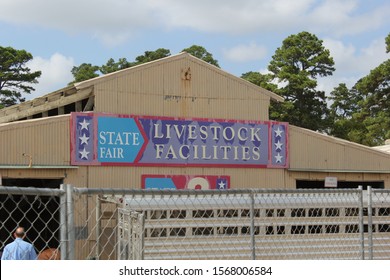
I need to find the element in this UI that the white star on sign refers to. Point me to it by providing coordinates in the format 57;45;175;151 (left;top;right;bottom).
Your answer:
274;127;283;137
275;153;283;163
218;181;226;189
79;134;89;145
274;140;283;151
79;119;90;131
79;148;90;159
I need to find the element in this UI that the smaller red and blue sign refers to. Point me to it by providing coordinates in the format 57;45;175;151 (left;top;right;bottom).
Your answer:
141;175;230;190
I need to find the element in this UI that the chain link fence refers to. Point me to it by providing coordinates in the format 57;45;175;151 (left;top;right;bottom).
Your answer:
73;188;366;260
367;189;390;259
0;186;67;260
1;185;390;260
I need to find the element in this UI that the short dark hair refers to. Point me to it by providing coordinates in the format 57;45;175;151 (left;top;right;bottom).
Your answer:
14;227;25;238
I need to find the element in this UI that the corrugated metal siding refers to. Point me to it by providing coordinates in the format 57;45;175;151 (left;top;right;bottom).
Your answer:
3;54;390;190
94;56;269;121
0;169;68;179
0;115;70;166
64;167;88;187
289;125;390;172
85;166;288;189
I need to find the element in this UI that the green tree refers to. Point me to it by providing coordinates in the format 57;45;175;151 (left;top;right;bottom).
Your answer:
241;71;277;91
0;46;41;107
349;60;390;146
329;83;355;119
268;31;335;131
100;58;133;74
134;48;171;64
100;58;119;75
70;46;219;83
328;83;362;140
70;49;171;83
182;45;219;67
69;63;100;84
329;33;390;146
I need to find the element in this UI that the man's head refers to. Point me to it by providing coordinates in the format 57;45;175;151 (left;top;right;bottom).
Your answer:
14;227;26;238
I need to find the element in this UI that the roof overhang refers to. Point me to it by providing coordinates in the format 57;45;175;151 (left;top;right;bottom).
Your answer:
288;168;390;174
0;86;93;124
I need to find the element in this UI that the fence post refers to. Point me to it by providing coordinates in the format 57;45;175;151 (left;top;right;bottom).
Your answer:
66;184;75;259
358;185;365;260
140;212;145;260
367;186;373;260
96;195;102;260
250;190;256;260
59;184;68;260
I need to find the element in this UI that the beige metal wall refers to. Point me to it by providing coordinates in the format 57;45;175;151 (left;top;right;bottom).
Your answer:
2;115;390;189
90;55;271;121
289;125;390;172
0;115;70;166
66;166;390;190
69;166;287;189
2;54;390;189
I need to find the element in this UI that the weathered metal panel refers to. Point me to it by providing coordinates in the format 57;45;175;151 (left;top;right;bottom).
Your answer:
289;125;390;172
94;78;118;114
0;115;70;166
3;54;390;192
84;165;290;190
1;169;67;179
93;55;270;121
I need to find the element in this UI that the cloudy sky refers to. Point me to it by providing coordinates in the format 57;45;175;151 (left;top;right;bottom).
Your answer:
1;0;389;100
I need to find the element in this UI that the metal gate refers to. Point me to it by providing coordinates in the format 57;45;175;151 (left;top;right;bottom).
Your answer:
117;208;145;260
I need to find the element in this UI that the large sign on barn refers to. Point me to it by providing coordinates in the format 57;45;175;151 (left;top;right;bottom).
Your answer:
70;112;288;168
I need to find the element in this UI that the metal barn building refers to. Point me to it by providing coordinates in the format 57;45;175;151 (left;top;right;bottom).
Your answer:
2;52;390;260
1;52;390;190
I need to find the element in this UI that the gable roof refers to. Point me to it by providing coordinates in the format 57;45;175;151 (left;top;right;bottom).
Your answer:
0;52;283;124
74;52;284;102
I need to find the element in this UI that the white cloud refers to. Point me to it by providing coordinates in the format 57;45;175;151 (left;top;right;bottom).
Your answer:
26;53;74;100
149;0;314;34
150;0;390;36
308;0;390;36
1;0;389;45
319;37;389;95
0;0;154;46
2;0;388;99
323;37;389;78
223;43;267;62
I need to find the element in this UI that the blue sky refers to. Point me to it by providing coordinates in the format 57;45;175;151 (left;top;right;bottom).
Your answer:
1;0;389;100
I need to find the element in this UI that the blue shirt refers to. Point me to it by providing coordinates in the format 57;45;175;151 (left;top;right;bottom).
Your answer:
1;238;37;260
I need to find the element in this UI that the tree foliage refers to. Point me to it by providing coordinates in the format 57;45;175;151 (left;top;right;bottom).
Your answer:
327;33;390;146
70;46;220;84
267;31;335;131
134;48;171;64
182;45;219;67
349;60;390;146
328;84;362;140
241;32;390;145
240;71;276;92
70;63;100;84
100;58;132;75
0;46;41;107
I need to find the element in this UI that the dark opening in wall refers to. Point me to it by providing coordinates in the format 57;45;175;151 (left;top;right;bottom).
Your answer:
296;180;384;189
0;178;63;253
